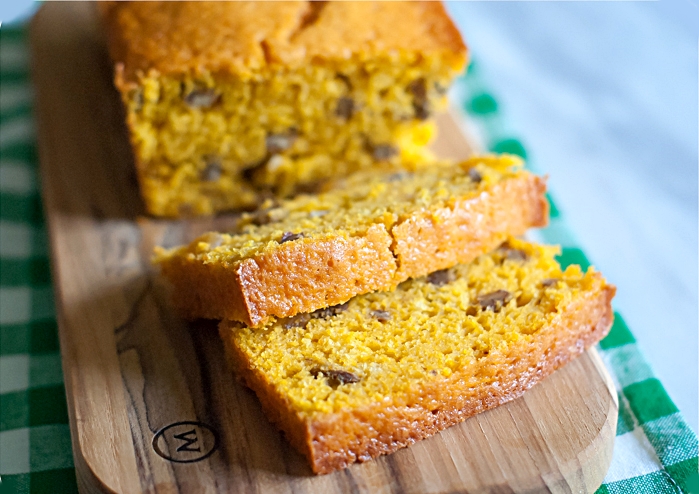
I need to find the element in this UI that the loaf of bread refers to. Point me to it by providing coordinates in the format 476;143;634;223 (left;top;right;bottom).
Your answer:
154;155;548;326
99;1;467;216
219;237;615;474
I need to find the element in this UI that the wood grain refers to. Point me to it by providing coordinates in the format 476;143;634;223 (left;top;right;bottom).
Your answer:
29;3;617;493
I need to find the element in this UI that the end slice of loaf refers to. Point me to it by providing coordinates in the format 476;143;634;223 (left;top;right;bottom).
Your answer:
154;155;548;326
99;1;466;216
219;238;616;474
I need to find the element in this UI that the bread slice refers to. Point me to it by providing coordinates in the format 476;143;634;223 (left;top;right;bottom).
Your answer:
219;238;616;474
98;1;466;216
154;155;549;326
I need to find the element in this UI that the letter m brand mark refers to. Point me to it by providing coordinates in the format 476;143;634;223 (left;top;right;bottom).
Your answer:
174;429;201;453
153;421;218;463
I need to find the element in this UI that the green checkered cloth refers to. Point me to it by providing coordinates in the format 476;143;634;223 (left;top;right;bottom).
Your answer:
0;23;697;494
0;26;77;494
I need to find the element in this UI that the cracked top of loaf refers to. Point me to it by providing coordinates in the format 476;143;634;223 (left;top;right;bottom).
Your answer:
98;1;467;84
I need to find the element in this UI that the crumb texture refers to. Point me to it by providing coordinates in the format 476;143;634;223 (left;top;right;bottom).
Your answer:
99;1;467;216
220;237;616;473
154;155;549;324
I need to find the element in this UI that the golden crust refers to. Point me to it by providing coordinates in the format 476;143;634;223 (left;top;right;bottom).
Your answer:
99;1;467;86
99;1;467;217
221;276;616;474
165;224;397;324
157;171;548;326
392;171;549;280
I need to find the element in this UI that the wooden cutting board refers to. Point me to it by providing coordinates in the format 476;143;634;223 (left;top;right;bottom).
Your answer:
29;3;618;493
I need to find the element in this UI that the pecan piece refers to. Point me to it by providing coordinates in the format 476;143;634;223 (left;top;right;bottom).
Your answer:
427;269;455;287
500;247;528;262
266;132;297;154
282;313;311;329
335;97;355;119
497;241;528;262
541;278;560;288
468;168;483;183
280;231;305;244
408;78;430;120
201;156;222;182
312;368;361;388
313;302;349;319
370;310;392;323
184;88;220;108
336;73;353;90
371;144;399;161
477;290;512;312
